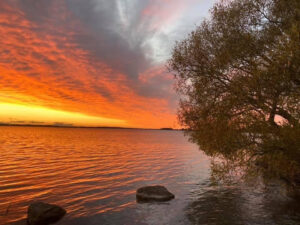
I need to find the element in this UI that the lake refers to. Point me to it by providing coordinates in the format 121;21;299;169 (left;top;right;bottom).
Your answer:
0;127;299;225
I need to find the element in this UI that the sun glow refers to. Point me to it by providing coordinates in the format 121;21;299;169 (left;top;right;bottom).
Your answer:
0;103;127;127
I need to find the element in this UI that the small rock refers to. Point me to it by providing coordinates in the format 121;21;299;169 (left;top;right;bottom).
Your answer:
136;185;175;202
27;202;66;225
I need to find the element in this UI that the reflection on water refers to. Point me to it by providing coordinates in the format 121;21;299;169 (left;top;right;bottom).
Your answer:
0;127;299;225
187;182;300;225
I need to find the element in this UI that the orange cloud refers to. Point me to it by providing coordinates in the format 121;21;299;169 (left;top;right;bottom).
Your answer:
0;1;178;128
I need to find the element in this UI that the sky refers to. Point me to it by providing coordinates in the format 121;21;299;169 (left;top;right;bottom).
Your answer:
0;0;216;128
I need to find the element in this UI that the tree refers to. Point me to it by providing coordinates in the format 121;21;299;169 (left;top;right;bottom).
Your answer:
169;0;300;184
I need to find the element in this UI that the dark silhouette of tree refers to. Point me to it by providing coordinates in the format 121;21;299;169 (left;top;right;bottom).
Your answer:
169;0;299;184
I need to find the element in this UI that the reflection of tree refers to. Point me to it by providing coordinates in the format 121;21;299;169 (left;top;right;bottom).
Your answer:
186;181;300;225
186;186;244;225
169;0;300;184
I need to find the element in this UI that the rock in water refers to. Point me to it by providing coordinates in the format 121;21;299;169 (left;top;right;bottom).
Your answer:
136;185;175;202
27;202;66;225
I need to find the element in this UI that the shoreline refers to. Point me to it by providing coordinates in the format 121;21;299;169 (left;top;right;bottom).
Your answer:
0;124;182;131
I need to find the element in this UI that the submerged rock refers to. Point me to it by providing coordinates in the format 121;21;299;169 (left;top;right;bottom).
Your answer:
136;185;175;202
27;202;66;225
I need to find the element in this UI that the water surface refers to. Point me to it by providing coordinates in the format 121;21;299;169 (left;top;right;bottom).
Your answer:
0;127;299;225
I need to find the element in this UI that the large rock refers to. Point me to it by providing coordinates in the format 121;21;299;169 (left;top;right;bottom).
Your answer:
136;185;175;202
27;202;66;225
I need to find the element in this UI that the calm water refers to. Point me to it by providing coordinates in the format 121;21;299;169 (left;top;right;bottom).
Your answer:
0;127;299;225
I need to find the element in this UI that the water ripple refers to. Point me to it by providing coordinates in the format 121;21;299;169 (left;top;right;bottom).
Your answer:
0;127;299;225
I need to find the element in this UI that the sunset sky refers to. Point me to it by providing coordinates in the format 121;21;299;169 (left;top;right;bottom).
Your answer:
0;0;216;128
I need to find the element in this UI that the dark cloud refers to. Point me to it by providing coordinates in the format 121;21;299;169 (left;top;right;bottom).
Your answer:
13;0;173;97
65;0;152;79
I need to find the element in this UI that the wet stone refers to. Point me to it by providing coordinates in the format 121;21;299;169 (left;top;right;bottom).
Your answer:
27;202;66;225
136;185;175;202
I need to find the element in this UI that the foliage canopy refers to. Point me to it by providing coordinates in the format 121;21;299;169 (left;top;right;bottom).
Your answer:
169;0;300;183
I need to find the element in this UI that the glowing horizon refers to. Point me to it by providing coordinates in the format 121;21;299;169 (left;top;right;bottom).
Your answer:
0;102;127;127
